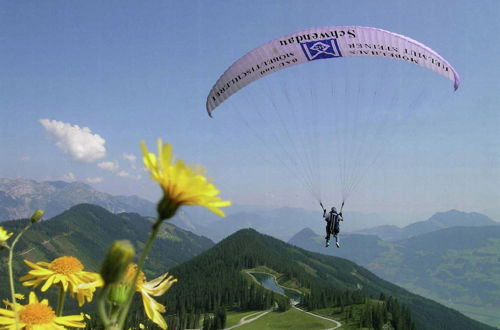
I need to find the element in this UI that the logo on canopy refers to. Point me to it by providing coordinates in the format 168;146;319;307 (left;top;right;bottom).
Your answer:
300;38;342;61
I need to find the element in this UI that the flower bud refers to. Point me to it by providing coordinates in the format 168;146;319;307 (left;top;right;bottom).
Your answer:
100;240;135;285
107;283;132;305
30;209;44;223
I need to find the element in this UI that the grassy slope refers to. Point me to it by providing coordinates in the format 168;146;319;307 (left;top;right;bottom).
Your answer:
236;308;338;330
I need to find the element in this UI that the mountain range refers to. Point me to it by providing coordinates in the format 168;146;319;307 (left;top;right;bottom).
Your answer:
355;209;498;241
1;177;421;237
171;205;498;243
0;178;157;220
172;206;403;242
7;178;493;243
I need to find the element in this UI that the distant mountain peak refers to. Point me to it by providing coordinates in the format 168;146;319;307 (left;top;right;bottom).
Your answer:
296;227;318;236
66;202;108;213
288;227;320;242
429;209;465;218
426;209;495;226
0;177;156;220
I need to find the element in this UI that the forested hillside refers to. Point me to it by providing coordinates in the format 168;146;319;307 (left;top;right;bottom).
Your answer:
0;204;214;300
162;229;493;330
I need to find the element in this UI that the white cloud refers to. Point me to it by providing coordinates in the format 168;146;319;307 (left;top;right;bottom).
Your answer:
117;170;141;180
39;119;106;163
20;156;31;161
98;161;119;172
122;152;137;164
117;170;131;178
61;172;77;182
86;177;104;183
122;153;137;169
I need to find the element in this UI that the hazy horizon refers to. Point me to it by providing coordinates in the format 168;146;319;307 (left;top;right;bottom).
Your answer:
2;176;499;227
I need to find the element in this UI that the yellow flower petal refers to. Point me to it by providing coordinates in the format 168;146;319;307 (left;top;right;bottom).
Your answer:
14;294;24;300
140;292;167;330
0;315;17;325
142;274;177;297
0;309;15;317
40;274;56;292
28;291;38;304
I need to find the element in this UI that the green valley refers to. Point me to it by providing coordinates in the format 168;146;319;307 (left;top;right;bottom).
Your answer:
289;225;500;327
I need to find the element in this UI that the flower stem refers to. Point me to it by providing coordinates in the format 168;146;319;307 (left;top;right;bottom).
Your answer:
98;285;113;328
8;221;35;330
56;284;66;316
7;246;19;330
116;220;161;329
109;303;121;324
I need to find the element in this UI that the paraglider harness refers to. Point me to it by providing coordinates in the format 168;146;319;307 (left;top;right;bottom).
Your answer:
321;201;344;236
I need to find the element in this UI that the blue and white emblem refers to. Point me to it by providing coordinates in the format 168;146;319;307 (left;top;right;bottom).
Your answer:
300;38;342;61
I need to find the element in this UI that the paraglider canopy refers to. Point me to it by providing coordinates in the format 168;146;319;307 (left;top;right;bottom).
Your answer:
206;26;460;115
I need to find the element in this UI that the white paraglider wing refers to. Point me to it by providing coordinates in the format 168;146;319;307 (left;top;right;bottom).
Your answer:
206;26;460;115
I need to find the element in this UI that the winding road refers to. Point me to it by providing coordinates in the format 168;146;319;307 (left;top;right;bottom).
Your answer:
224;309;274;330
293;306;342;330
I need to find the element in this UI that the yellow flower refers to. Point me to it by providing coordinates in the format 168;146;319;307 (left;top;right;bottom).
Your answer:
124;264;177;330
141;139;231;219
0;226;13;245
0;291;85;329
20;256;103;306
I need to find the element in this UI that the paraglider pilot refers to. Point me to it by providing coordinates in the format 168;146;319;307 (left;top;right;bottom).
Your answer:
322;203;343;248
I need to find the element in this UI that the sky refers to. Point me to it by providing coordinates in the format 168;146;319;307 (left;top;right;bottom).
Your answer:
0;0;498;217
